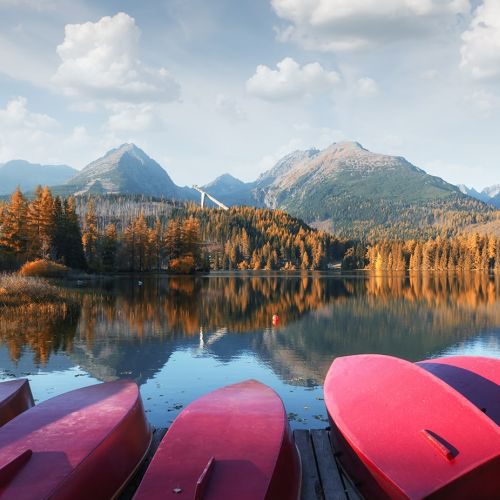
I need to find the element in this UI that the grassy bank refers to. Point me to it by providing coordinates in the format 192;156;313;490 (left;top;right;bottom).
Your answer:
0;274;70;307
0;274;80;365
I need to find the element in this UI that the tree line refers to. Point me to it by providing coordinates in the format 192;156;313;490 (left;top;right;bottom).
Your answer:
0;187;85;270
4;187;497;275
362;234;500;273
0;188;347;273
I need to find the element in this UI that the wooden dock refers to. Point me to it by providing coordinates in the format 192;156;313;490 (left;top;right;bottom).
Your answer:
294;429;361;500
120;427;362;500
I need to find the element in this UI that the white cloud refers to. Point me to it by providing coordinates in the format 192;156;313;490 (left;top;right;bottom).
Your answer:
0;96;58;162
246;57;340;101
52;12;180;104
0;96;103;167
106;103;159;133
357;77;379;97
0;97;62;164
461;0;500;80
271;0;470;51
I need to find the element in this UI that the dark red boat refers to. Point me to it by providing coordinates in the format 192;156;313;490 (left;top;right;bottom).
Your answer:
325;354;500;499
0;379;34;426
134;380;301;500
0;380;151;499
418;355;500;425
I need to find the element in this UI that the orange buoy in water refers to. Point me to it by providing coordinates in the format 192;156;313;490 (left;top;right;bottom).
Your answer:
272;314;279;326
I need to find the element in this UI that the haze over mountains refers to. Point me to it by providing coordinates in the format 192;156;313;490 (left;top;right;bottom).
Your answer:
0;160;77;195
458;184;500;208
1;141;497;237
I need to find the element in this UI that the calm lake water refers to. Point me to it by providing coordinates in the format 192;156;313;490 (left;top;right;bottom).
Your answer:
1;272;499;429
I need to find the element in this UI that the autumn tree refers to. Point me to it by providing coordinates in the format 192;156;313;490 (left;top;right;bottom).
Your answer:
0;187;28;258
82;200;99;270
101;224;118;272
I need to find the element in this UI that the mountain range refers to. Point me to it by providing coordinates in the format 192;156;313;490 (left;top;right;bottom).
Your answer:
0;160;77;195
458;184;500;208
1;141;497;238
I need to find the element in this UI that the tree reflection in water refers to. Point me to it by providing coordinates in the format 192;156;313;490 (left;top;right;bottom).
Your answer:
0;273;499;386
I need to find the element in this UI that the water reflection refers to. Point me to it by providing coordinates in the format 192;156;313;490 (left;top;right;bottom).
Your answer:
1;273;499;427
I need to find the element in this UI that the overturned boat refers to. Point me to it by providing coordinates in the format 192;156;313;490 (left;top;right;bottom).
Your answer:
325;354;500;499
0;379;34;427
417;355;499;425
134;380;301;500
0;380;151;499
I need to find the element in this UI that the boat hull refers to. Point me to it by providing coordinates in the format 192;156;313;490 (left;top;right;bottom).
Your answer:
134;380;301;500
417;355;500;425
0;379;34;426
0;380;151;500
325;355;500;499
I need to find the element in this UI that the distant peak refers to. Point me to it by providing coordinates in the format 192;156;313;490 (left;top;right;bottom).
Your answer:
217;173;239;181
204;173;245;189
100;143;151;165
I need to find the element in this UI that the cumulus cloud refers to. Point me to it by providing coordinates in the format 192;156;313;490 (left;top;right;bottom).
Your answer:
0;96;58;132
271;0;470;51
461;0;500;80
0;96;97;166
0;97;61;162
0;96;58;162
52;12;180;104
246;57;340;101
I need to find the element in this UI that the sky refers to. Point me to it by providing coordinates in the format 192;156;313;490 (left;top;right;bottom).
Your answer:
0;0;499;190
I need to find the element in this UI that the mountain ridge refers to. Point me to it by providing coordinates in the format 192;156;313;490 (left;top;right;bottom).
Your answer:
458;183;500;208
0;160;77;195
2;141;496;238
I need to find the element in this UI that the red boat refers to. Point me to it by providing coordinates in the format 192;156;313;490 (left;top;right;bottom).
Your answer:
134;380;301;500
0;380;151;499
418;355;500;425
324;355;500;499
0;379;34;426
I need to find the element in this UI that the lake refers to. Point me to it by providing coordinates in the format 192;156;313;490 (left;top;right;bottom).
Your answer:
1;272;499;429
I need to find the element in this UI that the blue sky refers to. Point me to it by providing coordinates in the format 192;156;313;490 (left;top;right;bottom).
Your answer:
0;0;498;189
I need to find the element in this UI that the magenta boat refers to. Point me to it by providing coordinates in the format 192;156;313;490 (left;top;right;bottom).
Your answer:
325;355;500;499
417;355;500;425
0;380;151;499
134;380;301;500
0;379;34;426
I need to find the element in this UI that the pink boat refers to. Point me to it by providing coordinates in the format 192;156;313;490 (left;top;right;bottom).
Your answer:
325;354;500;499
0;379;34;426
0;380;151;499
134;380;301;500
417;355;500;425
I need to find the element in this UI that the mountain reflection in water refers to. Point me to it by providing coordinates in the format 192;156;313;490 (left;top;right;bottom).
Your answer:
1;272;499;428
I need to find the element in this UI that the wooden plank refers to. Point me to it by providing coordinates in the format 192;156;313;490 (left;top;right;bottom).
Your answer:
311;429;347;500
294;429;323;500
328;432;363;500
336;463;363;500
118;427;168;500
